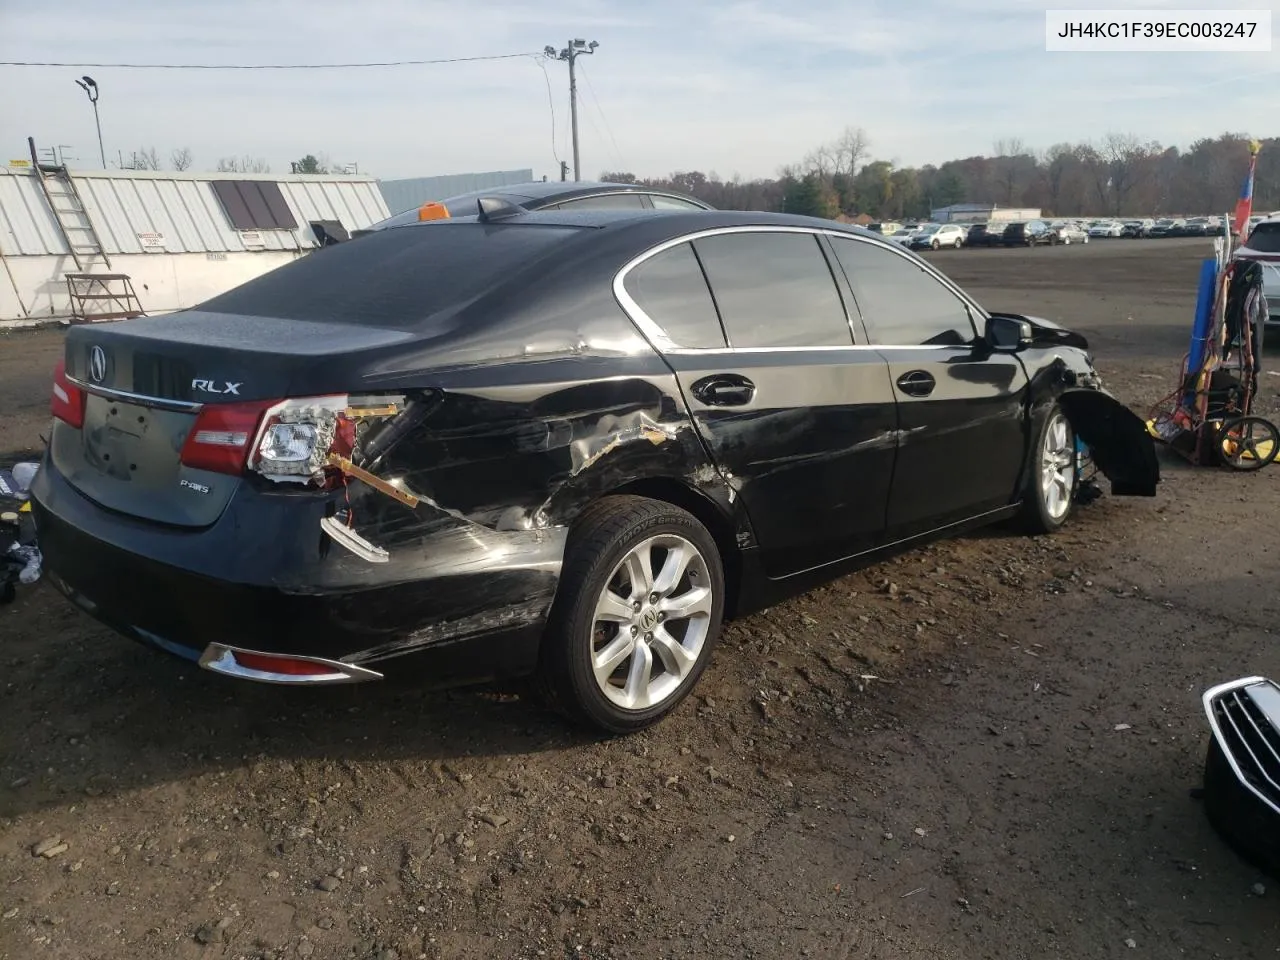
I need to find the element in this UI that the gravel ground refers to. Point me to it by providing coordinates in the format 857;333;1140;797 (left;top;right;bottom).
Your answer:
2;238;1280;960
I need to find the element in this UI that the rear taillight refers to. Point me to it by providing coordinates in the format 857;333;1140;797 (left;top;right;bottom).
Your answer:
51;359;86;428
180;399;277;475
250;396;352;483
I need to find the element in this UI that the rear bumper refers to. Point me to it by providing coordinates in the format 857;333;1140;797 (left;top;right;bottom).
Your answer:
31;454;564;684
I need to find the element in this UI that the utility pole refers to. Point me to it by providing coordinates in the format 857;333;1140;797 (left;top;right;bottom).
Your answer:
560;160;569;182
544;39;598;182
74;76;105;168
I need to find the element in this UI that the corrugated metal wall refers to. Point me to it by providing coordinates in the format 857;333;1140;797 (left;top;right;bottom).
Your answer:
0;167;390;257
377;170;535;216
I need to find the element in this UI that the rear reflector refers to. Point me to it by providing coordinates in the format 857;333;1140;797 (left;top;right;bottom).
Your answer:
180;399;277;475
50;359;86;428
232;651;334;675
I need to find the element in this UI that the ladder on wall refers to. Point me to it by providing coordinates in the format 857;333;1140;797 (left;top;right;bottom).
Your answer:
28;138;112;272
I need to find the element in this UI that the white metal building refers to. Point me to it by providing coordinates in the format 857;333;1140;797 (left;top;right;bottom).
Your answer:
0;166;389;327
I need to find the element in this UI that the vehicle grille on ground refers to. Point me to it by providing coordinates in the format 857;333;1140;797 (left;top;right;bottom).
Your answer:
1207;680;1280;814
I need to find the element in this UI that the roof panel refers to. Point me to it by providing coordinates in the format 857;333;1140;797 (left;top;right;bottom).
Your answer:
0;172;69;255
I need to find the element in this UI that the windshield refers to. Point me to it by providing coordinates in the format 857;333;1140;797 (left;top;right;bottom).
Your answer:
1246;222;1280;253
917;224;940;234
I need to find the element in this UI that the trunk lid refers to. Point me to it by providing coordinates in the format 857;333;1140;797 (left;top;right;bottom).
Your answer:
56;312;414;528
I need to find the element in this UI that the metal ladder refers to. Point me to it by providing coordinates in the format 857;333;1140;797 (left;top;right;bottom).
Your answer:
28;138;112;272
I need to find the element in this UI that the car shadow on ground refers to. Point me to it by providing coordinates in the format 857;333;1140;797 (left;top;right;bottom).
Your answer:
0;591;605;818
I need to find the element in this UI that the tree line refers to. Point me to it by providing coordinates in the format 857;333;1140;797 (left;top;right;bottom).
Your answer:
116;149;352;176
604;128;1280;221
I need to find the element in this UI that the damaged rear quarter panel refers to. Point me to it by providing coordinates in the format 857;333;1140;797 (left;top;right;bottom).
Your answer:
312;354;741;666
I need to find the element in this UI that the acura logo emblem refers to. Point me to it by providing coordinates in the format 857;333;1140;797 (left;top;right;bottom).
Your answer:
89;345;107;383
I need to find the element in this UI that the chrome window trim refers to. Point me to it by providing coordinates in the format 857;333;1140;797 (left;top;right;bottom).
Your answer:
1203;675;1280;816
613;224;989;354
66;375;204;412
552;191;710;212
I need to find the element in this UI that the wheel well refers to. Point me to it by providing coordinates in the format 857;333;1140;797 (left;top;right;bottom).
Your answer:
605;477;744;617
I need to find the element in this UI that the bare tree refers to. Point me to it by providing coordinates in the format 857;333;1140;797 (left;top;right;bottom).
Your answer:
170;147;193;172
129;147;161;171
216;155;271;174
831;126;871;179
803;144;836;179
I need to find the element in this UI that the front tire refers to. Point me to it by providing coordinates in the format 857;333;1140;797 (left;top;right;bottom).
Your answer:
1019;406;1077;534
931;239;940;250
538;496;726;733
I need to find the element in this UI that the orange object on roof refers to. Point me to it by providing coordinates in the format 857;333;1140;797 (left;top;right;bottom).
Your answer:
417;202;450;221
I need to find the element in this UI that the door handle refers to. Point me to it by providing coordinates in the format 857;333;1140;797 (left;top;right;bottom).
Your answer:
896;370;936;398
691;374;756;407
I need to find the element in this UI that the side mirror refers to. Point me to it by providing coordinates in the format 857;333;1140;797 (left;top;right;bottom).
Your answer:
986;314;1033;352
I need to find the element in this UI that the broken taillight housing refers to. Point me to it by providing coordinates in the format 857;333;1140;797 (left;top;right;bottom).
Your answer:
179;394;400;482
251;397;352;483
50;359;86;428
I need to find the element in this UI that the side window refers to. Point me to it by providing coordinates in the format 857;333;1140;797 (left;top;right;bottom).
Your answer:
622;243;727;349
691;232;852;348
649;195;704;210
829;238;977;347
558;193;648;210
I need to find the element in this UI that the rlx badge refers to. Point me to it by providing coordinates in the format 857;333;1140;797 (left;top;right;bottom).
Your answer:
192;379;243;396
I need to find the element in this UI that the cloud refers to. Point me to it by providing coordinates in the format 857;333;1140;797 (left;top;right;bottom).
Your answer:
1;0;1277;180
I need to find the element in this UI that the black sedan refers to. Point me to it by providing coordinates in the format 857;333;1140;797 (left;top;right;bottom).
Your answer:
962;222;1004;248
32;210;1159;733
358;180;711;236
1002;220;1057;246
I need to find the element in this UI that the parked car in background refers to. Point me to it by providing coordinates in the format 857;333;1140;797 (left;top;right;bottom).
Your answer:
1181;217;1212;237
1150;218;1186;238
30;207;1160;732
865;222;904;236
908;223;967;250
963;222;1005;248
356;181;712;236
1088;220;1124;239
1051;221;1089;244
1234;215;1280;325
1002;220;1056;246
1120;219;1152;238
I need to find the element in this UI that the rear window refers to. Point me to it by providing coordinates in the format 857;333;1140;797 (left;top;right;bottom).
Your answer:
198;223;582;327
1248;223;1280;253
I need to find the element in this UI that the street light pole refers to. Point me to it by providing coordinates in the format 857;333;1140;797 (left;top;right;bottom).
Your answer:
74;76;105;168
544;39;598;182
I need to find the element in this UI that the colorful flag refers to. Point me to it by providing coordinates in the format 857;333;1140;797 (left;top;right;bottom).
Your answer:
1232;140;1262;236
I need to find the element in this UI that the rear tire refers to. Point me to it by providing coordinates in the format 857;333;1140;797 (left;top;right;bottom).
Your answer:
953;238;962;249
537;496;726;734
1019;405;1077;534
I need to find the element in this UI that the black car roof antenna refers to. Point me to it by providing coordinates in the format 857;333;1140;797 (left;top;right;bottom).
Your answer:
476;197;525;222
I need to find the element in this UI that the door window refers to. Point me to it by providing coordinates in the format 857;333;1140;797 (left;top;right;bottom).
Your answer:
692;232;853;348
621;243;726;348
829;237;978;347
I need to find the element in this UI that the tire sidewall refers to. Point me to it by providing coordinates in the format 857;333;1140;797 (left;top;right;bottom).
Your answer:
1025;405;1077;533
555;505;725;732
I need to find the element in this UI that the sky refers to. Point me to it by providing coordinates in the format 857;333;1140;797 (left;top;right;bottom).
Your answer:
1;0;1277;182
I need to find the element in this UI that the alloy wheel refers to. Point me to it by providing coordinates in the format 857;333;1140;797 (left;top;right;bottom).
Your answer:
1040;413;1075;521
589;534;714;710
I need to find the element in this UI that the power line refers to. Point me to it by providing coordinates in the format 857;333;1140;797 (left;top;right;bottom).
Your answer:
577;61;628;173
533;56;563;172
0;52;541;70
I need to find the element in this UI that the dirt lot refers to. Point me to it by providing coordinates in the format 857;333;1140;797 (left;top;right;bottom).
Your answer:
3;239;1280;960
